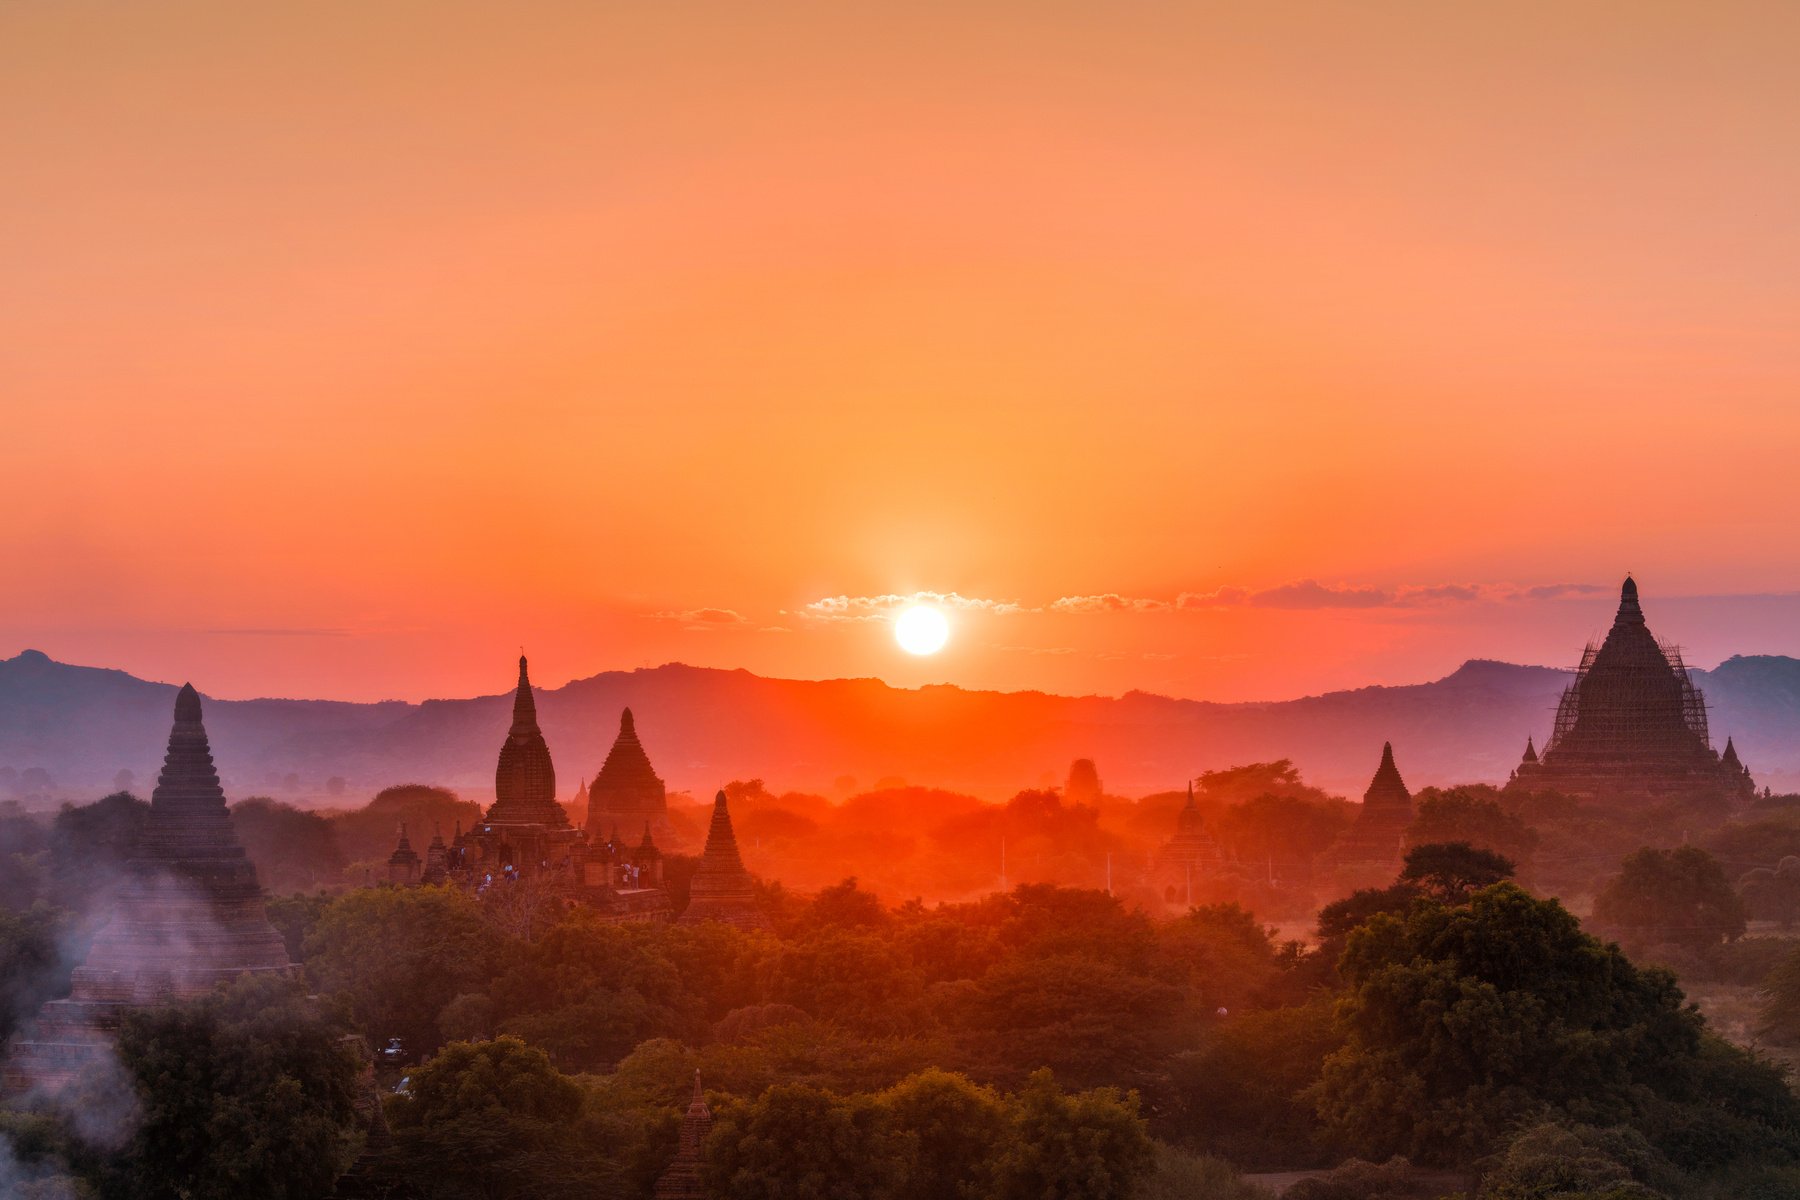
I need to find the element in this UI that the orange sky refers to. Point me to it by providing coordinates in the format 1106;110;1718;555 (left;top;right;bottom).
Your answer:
5;2;1800;703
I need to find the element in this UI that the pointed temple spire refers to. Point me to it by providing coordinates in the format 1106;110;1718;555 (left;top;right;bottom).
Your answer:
653;1070;714;1200
1522;735;1538;765
1364;742;1411;813
589;706;679;848
512;655;535;723
7;682;293;1091
1616;574;1643;625
678;790;768;929
1321;741;1416;889
485;654;568;829
421;824;449;885
388;823;421;885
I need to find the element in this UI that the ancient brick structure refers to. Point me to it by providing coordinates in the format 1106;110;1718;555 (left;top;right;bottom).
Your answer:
464;656;581;878
1156;782;1224;907
588;708;682;849
1509;577;1755;804
1322;742;1414;889
679;791;767;929
6;684;293;1091
653;1071;714;1200
386;824;421;886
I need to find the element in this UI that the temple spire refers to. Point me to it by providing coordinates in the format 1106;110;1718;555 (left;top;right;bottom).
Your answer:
488;654;565;828
678;789;766;929
1615;575;1643;625
512;655;537;729
1522;735;1538;765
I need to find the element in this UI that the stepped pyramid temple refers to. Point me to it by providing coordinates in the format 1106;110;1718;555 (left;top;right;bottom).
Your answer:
7;685;293;1091
589;708;682;849
1157;782;1224;908
653;1071;714;1200
1323;742;1414;889
1509;577;1756;804
679;791;768;929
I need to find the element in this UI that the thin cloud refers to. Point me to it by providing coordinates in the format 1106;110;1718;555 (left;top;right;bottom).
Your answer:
203;627;350;637
654;608;752;630
1049;594;1171;614
1393;583;1487;605
1515;582;1608;601
799;591;1026;622
1176;587;1251;609
1247;580;1393;609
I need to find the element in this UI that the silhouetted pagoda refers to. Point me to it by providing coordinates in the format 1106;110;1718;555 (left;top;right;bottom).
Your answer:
420;826;449;885
464;656;579;877
1510;578;1755;804
679;791;767;929
1322;742;1414;888
1157;782;1223;908
653;1071;713;1200
6;685;293;1090
486;656;569;829
387;824;421;886
589;708;681;849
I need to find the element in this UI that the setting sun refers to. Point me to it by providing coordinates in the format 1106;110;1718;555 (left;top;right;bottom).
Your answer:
894;605;950;656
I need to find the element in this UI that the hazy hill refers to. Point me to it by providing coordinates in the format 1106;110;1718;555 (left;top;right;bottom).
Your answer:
1;649;1795;806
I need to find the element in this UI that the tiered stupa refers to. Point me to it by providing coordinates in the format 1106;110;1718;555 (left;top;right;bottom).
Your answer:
421;827;449;886
589;708;681;848
1157;782;1224;908
1509;578;1755;804
679;791;767;929
466;656;579;876
6;685;293;1090
1322;743;1414;888
653;1071;714;1200
386;824;421;886
486;656;568;829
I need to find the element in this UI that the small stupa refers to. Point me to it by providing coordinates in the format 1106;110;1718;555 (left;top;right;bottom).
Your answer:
653;1071;714;1200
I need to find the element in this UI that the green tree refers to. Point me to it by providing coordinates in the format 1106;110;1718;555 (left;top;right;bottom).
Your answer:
388;1036;621;1199
991;1069;1155;1200
957;954;1185;1092
760;928;923;1033
489;910;693;1069
303;885;502;1057
1398;841;1514;903
1480;1122;1673;1200
1592;847;1746;955
0;902;72;1042
1155;903;1282;1013
1170;1000;1340;1169
229;798;346;894
1314;884;1702;1165
103;974;360;1200
704;1083;905;1200
1406;789;1538;870
878;1069;1008;1199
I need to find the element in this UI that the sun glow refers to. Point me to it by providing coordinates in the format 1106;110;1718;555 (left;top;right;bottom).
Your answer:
894;605;950;656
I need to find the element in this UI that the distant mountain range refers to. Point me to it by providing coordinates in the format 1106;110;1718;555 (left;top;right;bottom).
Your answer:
2;649;1797;806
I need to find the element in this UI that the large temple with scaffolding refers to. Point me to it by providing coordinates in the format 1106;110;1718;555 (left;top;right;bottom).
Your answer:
1508;577;1756;805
